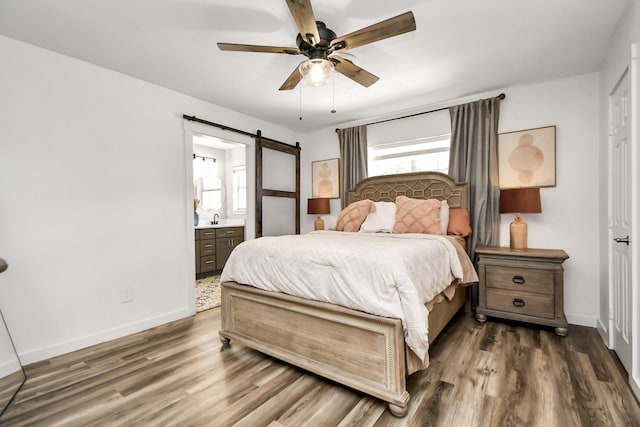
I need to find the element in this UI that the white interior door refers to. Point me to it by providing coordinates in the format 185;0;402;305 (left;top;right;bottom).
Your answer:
610;69;633;374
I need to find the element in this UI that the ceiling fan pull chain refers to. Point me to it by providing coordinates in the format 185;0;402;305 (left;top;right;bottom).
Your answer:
299;86;303;121
331;74;336;114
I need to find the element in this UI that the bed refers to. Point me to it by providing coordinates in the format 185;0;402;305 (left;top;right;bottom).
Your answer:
219;171;475;417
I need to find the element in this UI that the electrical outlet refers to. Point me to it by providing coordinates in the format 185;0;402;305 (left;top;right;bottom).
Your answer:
122;287;132;303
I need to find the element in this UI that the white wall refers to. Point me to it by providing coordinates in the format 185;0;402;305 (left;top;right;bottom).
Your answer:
300;128;342;232
498;74;600;327
0;35;298;364
301;73;600;327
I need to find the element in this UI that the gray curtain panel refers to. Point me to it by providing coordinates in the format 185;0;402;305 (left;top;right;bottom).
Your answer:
337;125;368;208
448;96;501;262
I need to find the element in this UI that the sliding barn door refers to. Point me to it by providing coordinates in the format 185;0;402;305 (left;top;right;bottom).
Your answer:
255;132;300;237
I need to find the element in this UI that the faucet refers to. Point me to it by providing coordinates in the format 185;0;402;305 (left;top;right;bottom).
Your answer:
213;213;219;225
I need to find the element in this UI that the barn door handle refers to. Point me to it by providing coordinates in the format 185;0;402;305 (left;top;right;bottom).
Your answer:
512;298;526;307
0;258;7;274
614;236;630;245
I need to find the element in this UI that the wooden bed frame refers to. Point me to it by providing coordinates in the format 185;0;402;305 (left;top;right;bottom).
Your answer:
219;171;470;417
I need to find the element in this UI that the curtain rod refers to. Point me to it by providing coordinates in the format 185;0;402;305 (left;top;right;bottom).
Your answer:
183;114;301;151
335;93;505;132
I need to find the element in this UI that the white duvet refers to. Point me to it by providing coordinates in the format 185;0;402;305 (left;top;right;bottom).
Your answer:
220;230;470;363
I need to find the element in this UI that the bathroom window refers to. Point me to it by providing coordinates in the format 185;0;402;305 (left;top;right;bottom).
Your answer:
233;166;246;212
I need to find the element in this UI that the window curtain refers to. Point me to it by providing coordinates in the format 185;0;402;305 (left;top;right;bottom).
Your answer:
448;96;501;261
337;125;368;208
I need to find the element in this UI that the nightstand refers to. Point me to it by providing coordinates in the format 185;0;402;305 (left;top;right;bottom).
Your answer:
475;246;569;336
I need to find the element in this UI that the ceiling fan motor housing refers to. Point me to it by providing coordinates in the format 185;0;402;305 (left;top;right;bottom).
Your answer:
296;21;336;59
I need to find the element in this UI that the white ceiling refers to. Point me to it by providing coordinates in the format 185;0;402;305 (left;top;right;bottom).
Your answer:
0;0;628;131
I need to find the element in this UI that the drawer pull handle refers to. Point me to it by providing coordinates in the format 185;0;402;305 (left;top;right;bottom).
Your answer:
513;298;526;307
512;275;525;285
204;260;214;264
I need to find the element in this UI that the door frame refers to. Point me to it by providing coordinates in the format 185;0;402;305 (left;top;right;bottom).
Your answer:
609;42;640;398
630;42;640;398
183;120;255;313
608;66;633;374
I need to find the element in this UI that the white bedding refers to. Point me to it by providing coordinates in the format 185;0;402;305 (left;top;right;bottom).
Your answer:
220;230;474;363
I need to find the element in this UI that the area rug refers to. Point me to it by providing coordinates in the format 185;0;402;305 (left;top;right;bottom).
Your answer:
196;275;221;312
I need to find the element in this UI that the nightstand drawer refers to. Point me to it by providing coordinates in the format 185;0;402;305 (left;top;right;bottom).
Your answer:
486;265;554;295
486;288;554;319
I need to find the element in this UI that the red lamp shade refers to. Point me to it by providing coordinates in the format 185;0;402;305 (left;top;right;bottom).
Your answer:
307;198;330;215
499;188;542;214
307;198;330;230
499;187;541;250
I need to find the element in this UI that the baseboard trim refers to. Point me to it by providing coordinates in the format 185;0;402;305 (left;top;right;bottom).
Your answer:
631;375;640;403
18;307;194;365
596;318;611;348
0;359;23;377
566;313;597;328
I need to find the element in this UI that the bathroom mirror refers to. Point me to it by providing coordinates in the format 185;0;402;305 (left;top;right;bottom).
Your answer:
194;175;224;211
0;307;25;416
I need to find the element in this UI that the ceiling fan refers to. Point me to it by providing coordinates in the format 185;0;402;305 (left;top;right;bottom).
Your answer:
217;0;416;90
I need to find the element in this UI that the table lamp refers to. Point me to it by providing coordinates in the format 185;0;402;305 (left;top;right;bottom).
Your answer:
307;198;330;230
499;187;542;250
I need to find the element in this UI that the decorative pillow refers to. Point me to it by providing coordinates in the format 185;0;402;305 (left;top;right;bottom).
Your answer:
440;200;449;235
392;196;442;234
447;208;472;237
360;201;397;233
335;199;375;232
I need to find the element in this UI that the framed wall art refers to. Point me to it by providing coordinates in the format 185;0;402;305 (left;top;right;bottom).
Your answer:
312;158;340;198
498;125;556;189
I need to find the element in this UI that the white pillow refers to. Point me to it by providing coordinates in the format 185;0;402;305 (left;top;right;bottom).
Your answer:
440;200;449;235
360;201;397;233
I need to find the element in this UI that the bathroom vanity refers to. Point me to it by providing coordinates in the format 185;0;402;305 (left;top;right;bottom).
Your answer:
195;224;244;277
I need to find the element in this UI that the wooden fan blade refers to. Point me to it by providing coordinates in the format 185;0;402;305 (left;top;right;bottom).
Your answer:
330;11;416;52
217;43;300;55
331;56;379;87
285;0;320;45
279;64;302;90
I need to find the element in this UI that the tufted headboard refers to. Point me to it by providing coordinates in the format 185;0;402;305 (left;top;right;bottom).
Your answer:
346;171;469;210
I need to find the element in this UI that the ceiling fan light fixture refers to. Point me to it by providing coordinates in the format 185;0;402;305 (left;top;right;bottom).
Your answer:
299;58;334;87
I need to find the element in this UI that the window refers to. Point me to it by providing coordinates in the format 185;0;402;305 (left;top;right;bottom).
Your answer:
233;166;246;211
366;109;451;178
368;135;450;176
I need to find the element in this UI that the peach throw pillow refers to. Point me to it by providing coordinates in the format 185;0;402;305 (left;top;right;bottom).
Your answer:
393;196;442;234
336;199;375;232
447;208;472;237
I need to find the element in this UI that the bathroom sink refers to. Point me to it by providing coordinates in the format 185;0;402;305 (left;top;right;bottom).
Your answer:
196;219;245;229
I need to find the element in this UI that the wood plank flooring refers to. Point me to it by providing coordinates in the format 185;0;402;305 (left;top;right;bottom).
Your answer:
2;307;639;426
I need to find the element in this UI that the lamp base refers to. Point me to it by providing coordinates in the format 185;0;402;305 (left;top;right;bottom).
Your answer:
314;216;325;231
510;214;528;251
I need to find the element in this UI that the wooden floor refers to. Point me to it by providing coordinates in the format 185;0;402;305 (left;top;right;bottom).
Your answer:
2;307;639;426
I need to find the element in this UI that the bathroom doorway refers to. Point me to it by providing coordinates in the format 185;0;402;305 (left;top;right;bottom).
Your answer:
183;120;255;314
193;134;246;312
